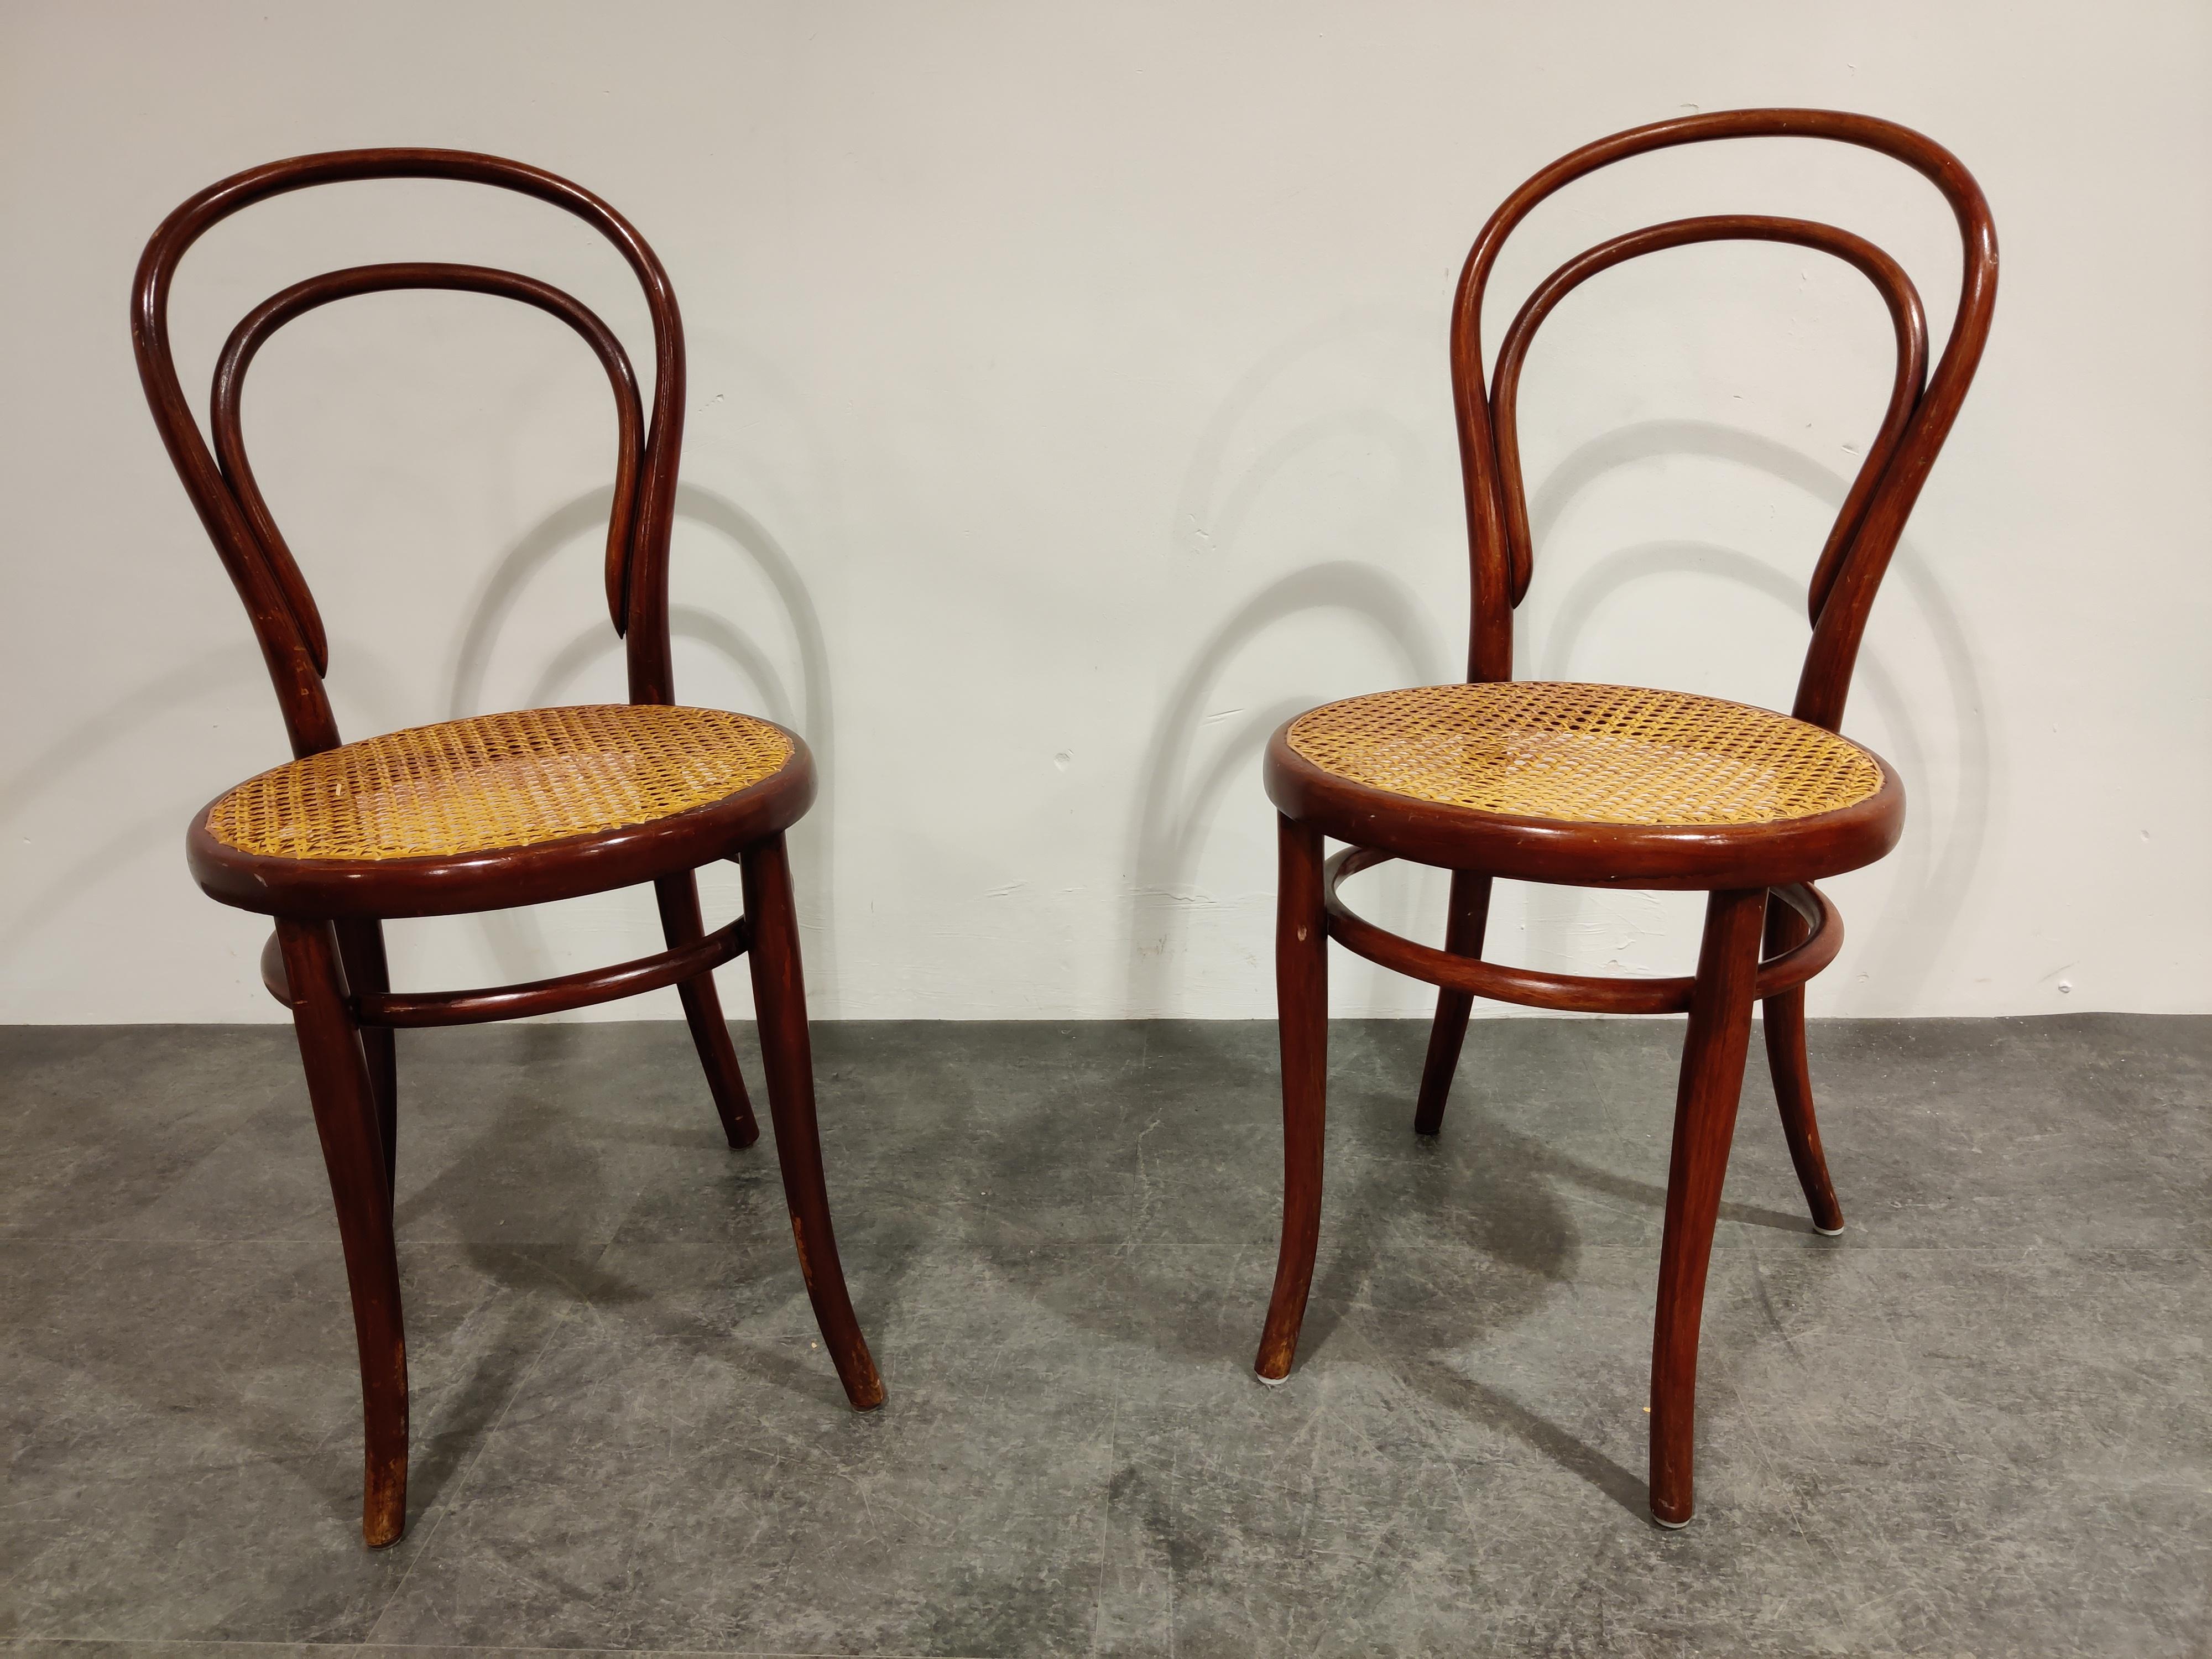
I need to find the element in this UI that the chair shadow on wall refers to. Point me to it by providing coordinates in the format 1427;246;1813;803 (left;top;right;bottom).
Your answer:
1122;561;1442;1017
440;479;841;1004
0;643;413;971
1129;306;1453;1021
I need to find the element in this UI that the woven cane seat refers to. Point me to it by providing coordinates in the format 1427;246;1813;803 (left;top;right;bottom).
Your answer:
1285;682;1882;827
205;705;795;863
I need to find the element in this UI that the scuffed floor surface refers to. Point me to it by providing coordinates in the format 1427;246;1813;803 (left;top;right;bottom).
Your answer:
2;1016;2205;1656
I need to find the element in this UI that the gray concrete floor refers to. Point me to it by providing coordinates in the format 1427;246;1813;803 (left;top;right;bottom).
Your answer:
1;1016;2205;1657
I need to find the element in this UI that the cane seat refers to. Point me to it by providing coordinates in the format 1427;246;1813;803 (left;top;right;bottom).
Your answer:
1265;680;1902;888
1288;681;1881;825
188;704;810;916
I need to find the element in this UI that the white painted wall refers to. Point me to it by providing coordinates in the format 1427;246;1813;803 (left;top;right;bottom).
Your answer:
2;0;2205;1023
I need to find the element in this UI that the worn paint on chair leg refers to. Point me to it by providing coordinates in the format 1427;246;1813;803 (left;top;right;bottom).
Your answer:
1762;898;1845;1234
1256;815;1329;1383
655;872;760;1149
279;917;409;1548
1412;870;1494;1136
740;835;885;1410
1649;887;1766;1528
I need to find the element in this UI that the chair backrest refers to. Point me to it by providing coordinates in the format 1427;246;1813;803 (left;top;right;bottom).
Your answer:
1450;109;1997;731
132;149;686;759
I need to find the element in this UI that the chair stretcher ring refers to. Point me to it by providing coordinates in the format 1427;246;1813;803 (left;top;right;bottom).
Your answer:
1319;846;1840;1015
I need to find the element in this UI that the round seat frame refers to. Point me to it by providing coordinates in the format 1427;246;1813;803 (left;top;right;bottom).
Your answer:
1264;714;1905;894
187;717;816;921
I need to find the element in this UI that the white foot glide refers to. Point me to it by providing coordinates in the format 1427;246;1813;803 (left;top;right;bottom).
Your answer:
1652;1512;1691;1530
1254;1370;1291;1388
1814;1222;1845;1237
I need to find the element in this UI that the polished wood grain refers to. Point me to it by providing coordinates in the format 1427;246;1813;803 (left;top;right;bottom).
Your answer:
1255;815;1329;1384
1412;869;1492;1138
135;149;879;1547
356;915;750;1029
277;917;406;1547
1253;109;1997;1526
1649;888;1768;1527
1761;895;1846;1235
1323;850;1843;1014
334;918;398;1206
740;834;885;1411
657;872;763;1150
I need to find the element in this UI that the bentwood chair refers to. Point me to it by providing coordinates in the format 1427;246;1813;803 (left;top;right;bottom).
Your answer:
132;150;884;1547
1253;111;1996;1526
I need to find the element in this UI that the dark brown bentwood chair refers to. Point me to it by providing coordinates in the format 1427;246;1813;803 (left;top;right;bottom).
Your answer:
132;150;884;1547
1253;111;1996;1526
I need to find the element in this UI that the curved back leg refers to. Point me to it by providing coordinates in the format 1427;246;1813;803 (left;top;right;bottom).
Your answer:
1760;898;1845;1234
654;873;761;1149
738;834;884;1410
278;917;409;1547
334;918;398;1204
1412;871;1494;1136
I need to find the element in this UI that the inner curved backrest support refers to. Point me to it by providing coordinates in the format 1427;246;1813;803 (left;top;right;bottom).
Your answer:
1448;109;1999;731
1490;217;1931;628
132;149;688;760
210;264;649;685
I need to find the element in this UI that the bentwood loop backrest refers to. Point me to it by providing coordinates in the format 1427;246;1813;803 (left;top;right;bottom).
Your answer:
1448;109;1999;730
133;149;690;758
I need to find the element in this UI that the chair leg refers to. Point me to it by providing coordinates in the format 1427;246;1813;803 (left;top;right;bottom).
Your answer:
1412;870;1493;1136
278;917;409;1548
1648;886;1766;1528
335;918;398;1205
655;873;761;1149
738;834;885;1410
1255;815;1328;1384
1761;898;1845;1235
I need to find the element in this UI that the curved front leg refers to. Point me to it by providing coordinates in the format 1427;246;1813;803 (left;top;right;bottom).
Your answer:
279;917;409;1548
739;834;884;1410
1256;815;1329;1383
1649;886;1766;1528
